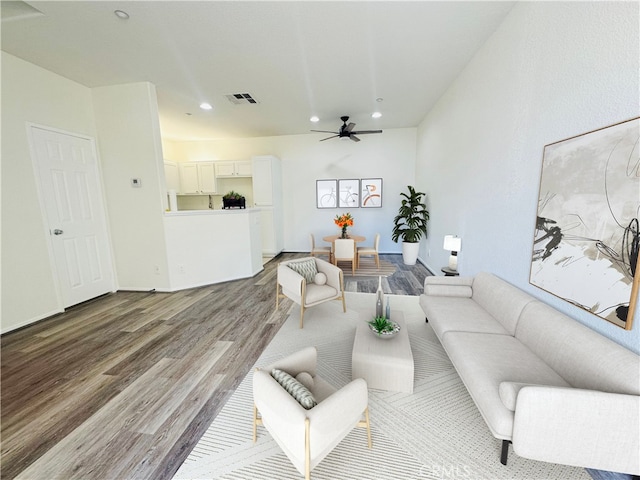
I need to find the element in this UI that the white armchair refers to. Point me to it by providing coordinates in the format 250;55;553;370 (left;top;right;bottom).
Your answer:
253;347;371;480
276;257;346;328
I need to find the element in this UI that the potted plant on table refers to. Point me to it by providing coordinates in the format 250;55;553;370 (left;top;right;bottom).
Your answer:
222;190;246;209
391;185;429;265
367;315;400;339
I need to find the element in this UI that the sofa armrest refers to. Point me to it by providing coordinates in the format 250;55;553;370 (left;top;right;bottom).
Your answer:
307;378;368;429
278;264;304;294
512;386;640;475
423;275;474;297
315;259;342;291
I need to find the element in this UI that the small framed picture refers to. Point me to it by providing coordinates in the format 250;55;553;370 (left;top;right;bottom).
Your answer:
338;179;360;208
361;178;382;208
316;179;337;208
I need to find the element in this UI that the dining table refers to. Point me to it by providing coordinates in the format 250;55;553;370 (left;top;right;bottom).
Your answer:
322;234;366;244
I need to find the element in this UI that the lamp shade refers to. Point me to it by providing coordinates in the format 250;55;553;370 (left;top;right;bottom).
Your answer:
443;235;462;252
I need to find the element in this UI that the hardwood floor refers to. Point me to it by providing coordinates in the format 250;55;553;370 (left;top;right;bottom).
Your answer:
1;253;431;480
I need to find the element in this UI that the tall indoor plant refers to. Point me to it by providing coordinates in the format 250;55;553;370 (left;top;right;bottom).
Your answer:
391;185;429;265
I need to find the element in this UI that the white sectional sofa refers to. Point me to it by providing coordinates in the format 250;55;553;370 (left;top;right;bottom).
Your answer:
419;272;640;475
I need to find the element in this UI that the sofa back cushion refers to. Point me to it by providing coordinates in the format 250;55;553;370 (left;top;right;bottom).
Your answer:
515;302;640;395
471;273;536;335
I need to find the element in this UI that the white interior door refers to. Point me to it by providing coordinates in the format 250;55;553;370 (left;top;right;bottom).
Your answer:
30;126;114;308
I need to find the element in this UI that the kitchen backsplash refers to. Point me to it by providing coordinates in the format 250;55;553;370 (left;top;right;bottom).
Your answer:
176;177;254;210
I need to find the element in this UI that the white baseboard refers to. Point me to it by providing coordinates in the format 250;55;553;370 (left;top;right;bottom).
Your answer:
1;307;64;335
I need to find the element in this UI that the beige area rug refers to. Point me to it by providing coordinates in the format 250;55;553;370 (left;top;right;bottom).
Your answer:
336;257;397;278
173;293;589;480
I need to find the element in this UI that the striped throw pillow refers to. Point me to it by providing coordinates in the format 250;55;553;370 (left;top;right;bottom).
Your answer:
286;259;318;284
271;368;317;410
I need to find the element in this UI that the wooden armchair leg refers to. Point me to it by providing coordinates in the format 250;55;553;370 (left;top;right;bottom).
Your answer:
304;418;311;480
253;404;263;443
356;406;373;449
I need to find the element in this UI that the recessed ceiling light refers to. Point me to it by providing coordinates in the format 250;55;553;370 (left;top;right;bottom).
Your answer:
376;98;384;103
310;116;320;122
114;10;129;20
371;112;382;119
199;103;213;110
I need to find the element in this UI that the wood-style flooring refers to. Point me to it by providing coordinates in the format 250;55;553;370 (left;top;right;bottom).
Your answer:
1;253;431;480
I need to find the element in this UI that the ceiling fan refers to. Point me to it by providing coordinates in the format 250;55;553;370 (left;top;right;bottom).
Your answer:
311;116;382;142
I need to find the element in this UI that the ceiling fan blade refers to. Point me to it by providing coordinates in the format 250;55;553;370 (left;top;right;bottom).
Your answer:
346;122;356;132
350;135;361;142
311;129;339;134
320;135;339;141
352;130;383;135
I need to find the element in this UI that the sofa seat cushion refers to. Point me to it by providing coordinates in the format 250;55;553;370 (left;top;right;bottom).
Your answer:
442;332;571;439
499;381;570;411
304;284;339;305
420;296;510;338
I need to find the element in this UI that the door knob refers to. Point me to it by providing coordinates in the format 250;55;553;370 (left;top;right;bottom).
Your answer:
53;229;64;235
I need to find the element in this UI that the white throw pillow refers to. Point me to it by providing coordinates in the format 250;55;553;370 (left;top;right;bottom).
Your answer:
314;272;327;285
295;371;315;390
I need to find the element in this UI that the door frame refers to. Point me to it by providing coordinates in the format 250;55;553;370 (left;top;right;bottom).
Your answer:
26;122;117;310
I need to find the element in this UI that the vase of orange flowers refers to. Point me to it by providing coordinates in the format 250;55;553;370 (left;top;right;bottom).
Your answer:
334;212;354;239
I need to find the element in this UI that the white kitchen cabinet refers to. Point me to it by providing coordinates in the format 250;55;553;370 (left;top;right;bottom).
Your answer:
215;160;252;178
252;157;277;206
164;161;180;192
179;162;217;194
252;155;283;255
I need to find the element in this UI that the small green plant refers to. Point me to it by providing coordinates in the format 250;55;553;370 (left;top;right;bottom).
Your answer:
368;316;394;334
223;190;244;200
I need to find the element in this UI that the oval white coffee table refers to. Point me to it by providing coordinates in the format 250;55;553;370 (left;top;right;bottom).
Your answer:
351;311;414;393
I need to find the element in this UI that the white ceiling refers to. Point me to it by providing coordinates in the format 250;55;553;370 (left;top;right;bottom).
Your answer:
1;1;515;141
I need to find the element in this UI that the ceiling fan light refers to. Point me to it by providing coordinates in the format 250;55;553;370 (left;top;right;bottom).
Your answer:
310;116;319;122
199;103;213;110
371;111;382;119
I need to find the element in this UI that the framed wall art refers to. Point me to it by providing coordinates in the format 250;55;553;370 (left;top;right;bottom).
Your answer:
360;178;383;208
338;179;360;208
530;117;640;329
316;179;337;208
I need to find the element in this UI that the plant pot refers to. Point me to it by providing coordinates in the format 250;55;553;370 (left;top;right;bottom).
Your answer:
222;197;246;209
401;241;420;265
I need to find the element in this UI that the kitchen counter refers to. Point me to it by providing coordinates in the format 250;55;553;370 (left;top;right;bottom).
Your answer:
163;208;263;290
164;207;260;216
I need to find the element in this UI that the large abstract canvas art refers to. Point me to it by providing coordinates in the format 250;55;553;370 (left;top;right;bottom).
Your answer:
530;118;639;329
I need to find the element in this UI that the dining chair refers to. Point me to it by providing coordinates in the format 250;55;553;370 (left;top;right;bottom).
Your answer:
309;233;332;262
333;238;356;275
356;233;380;269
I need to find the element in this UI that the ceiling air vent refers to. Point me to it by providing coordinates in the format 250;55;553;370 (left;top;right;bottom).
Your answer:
225;93;259;105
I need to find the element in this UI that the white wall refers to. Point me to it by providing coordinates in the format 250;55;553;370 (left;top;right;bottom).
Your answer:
415;2;640;352
163;128;417;254
92;83;170;291
1;52;99;331
164;210;263;290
